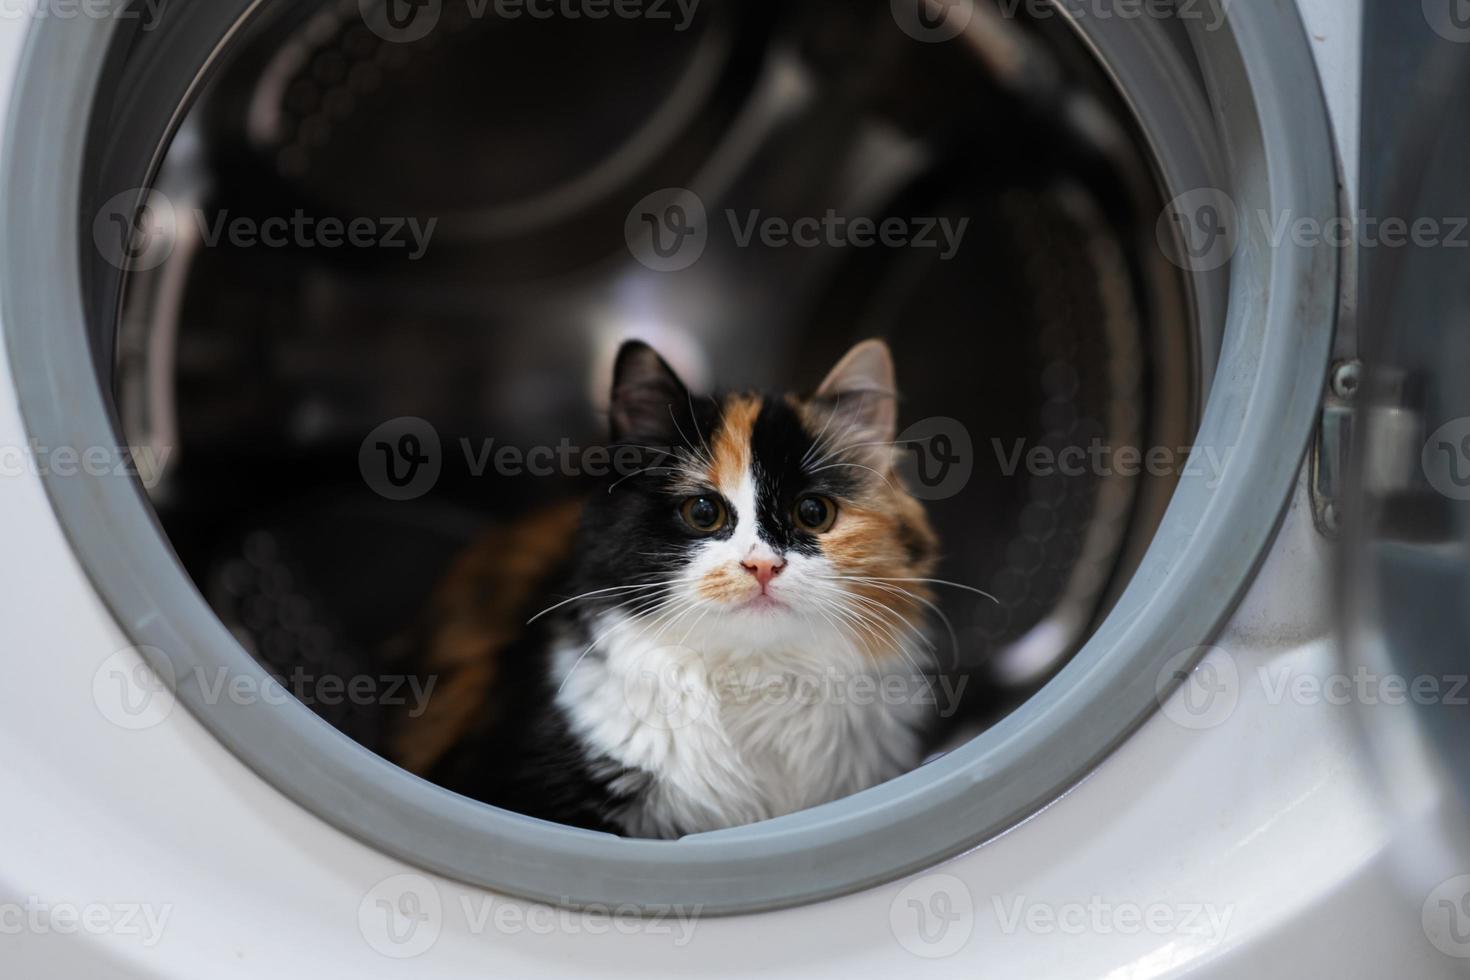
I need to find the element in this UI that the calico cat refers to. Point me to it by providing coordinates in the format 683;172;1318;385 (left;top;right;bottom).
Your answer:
389;338;943;838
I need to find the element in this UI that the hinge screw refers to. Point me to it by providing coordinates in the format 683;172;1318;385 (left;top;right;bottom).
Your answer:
1331;360;1362;400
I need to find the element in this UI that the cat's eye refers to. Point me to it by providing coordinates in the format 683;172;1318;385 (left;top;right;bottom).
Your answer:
794;495;838;533
680;495;729;534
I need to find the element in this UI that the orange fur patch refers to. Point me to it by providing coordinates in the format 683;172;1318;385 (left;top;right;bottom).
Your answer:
388;500;582;774
708;394;761;494
697;564;757;604
797;395;941;664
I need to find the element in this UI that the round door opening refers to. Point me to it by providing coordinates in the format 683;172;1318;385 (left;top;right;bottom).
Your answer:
1;0;1338;912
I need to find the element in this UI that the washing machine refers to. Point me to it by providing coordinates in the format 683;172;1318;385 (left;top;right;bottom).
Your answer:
2;0;1468;975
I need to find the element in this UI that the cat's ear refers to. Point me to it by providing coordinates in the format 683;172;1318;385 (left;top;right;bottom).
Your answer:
609;340;690;441
810;339;899;470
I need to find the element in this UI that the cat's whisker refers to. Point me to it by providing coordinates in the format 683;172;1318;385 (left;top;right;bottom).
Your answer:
834;596;918;659
821;577;958;668
825;576;999;604
677;606;713;647
527;582;670;624
646;599;702;649
815;593;890;654
807;602;862;661
808;461;898;493
686;391;716;466
555;606;660;694
803;393;874;470
554;592;691;694
607;466;676;493
804;407;861;470
807;579;943;694
804;391;895;470
827;595;937;701
830;587;939;656
527;577;698;624
667;405;714;473
799;400;839;467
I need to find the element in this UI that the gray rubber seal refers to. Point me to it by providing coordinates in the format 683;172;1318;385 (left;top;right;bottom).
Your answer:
0;0;1338;913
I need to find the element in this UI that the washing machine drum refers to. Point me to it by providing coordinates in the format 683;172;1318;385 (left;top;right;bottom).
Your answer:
2;0;1338;912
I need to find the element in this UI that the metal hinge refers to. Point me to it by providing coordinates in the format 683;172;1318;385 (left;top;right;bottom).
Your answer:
1312;360;1422;536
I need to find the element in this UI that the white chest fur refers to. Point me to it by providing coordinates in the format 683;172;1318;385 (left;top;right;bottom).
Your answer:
552;613;932;839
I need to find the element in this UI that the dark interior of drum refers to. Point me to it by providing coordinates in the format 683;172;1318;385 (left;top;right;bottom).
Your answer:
115;0;1190;763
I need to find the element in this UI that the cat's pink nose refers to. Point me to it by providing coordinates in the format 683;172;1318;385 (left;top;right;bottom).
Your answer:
741;558;786;588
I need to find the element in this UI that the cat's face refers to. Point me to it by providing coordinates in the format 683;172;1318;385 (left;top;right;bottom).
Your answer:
575;340;938;658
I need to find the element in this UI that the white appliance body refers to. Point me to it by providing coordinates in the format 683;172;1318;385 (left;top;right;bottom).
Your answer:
6;1;1457;977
